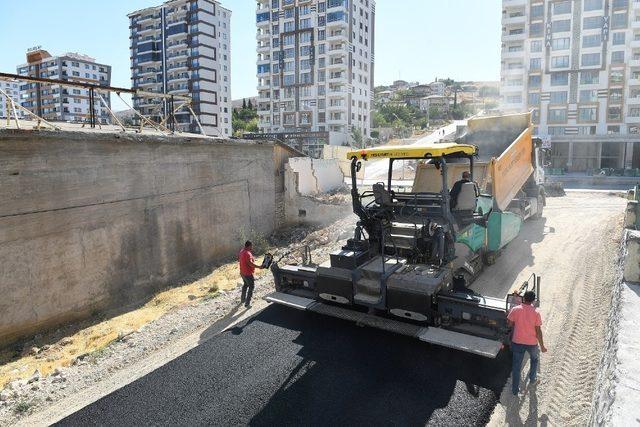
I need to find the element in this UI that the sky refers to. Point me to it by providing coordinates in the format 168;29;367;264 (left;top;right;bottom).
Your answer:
0;0;501;111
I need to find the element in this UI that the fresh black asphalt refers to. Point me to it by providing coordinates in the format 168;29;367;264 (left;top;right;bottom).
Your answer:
57;304;510;426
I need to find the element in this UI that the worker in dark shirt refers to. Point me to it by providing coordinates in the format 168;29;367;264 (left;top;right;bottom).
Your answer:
449;171;471;209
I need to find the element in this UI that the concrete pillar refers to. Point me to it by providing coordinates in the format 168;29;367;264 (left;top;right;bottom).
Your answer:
567;141;574;170
596;142;603;169
625;142;635;169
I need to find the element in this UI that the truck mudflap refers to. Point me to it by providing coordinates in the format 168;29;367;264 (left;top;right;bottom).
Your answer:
264;292;503;358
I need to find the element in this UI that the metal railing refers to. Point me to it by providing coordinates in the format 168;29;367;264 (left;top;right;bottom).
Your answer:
0;71;210;136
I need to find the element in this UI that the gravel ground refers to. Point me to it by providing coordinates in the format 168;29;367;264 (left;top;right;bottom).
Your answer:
0;216;355;426
477;192;627;426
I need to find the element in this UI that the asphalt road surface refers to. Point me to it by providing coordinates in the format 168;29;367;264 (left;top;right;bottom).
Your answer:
58;304;510;426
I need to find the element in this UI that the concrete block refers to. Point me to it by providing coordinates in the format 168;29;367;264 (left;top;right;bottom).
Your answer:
623;230;640;283
624;201;638;230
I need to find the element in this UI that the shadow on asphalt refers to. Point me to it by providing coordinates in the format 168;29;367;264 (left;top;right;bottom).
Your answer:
220;305;511;426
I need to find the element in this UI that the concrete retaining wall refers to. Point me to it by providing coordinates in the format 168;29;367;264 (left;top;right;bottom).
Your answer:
0;129;299;346
590;229;640;425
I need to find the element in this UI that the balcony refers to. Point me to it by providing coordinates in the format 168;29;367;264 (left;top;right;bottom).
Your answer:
627;115;640;123
503;0;527;7
631;59;640;67
627;96;640;104
502;67;525;76
327;59;346;70
328;44;348;56
328;88;348;98
630;78;640;85
502;14;526;25
327;30;346;41
632;19;640;29
502;31;526;42
328;73;348;83
632;39;640;48
502;49;525;59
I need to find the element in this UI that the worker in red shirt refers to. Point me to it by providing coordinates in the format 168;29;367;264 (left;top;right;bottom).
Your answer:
238;241;264;308
507;290;547;395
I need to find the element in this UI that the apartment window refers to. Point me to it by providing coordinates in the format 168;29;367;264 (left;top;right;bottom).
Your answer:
584;0;603;10
506;95;522;104
550;91;568;104
551;20;571;32
318;30;326;41
529;75;541;88
508;45;523;52
299;18;311;29
610;88;623;102
551;55;570;68
582;34;601;48
612;51;625;64
300;5;310;15
548;109;567;122
583;16;603;30
612;12;628;29
581;70;599;84
530;58;541;70
610;70;624;84
612;32;625;45
552;37;570;50
608;125;621;134
548;126;566;136
579;89;598;103
581;53;601;66
300;45;312;56
578;126;597;135
550;72;568;86
300;32;311;43
283;74;295;86
530;23;544;37
283;35;295;45
578;107;597;121
531;4;544;18
553;1;571;14
300;59;311;70
283;21;294;32
528;92;540;105
630;107;640;117
608;106;622;120
530;40;543;52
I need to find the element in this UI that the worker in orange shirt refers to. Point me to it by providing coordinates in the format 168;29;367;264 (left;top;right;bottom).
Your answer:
507;290;547;395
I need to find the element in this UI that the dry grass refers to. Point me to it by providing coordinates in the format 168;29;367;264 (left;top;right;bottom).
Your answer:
0;260;270;390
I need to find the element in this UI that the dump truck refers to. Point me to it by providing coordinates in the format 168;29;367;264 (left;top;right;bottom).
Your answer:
265;112;544;358
413;112;547;283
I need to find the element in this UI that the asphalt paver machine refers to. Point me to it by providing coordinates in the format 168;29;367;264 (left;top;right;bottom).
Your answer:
266;115;541;358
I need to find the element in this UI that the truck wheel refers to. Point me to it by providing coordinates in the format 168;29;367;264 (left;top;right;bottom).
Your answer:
483;252;497;266
535;194;544;219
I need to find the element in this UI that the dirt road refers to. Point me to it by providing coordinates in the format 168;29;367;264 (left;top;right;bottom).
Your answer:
472;192;626;426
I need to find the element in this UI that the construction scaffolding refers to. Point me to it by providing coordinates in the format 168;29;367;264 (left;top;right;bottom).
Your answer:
0;71;206;136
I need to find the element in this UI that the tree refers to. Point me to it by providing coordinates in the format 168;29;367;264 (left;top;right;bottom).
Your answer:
242;98;247;109
351;127;364;148
247;99;253;110
372;111;388;128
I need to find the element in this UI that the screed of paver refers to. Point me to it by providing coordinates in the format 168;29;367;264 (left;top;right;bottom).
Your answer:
475;192;626;426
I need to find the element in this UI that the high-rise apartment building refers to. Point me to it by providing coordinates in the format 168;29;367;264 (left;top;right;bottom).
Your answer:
16;49;112;124
129;0;232;136
256;0;375;155
500;0;640;172
0;81;23;119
